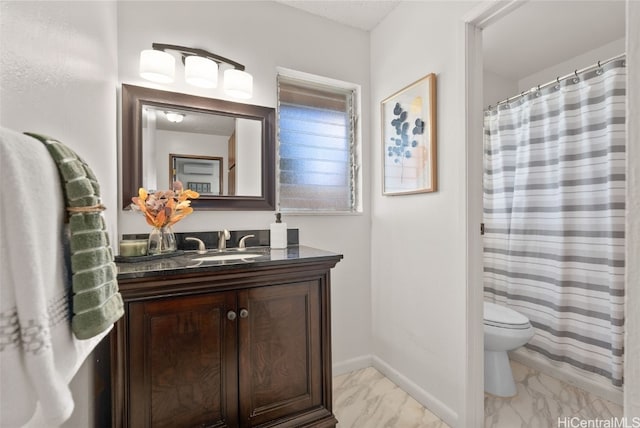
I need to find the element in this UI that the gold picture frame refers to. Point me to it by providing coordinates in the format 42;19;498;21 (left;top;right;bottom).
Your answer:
381;73;437;195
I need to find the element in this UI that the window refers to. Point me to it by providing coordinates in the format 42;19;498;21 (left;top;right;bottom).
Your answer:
277;71;361;213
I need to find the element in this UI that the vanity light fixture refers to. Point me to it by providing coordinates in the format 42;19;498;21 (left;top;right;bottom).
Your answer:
139;43;253;99
185;56;218;88
139;49;175;83
164;111;185;123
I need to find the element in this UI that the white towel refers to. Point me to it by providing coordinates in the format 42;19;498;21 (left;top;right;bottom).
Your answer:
0;128;109;427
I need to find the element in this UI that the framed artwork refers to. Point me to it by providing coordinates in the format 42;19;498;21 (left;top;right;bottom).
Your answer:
381;73;437;195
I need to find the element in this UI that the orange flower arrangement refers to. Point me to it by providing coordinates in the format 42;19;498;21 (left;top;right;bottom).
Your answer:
131;181;199;228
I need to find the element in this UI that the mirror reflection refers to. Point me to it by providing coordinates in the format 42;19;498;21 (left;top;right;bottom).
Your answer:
142;105;262;197
121;84;276;210
170;154;223;195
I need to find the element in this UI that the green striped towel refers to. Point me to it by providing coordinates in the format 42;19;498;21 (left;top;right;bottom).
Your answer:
25;133;124;340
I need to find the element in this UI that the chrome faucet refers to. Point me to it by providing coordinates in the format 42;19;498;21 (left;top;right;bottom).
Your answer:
185;237;207;254
217;229;230;251
238;234;255;250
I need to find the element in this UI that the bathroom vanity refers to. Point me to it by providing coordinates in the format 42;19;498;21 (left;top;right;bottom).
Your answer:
109;246;342;428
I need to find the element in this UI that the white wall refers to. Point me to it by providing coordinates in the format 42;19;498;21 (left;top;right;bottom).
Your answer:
518;37;626;92
142;110;159;191
116;0;372;371
483;70;517;108
0;1;118;426
236;118;262;196
371;2;477;425
483;38;625;110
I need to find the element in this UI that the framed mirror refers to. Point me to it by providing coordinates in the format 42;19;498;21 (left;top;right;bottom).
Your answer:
170;154;223;195
121;84;275;210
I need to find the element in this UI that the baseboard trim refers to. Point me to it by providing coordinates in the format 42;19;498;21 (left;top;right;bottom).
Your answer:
332;355;374;376
371;356;458;427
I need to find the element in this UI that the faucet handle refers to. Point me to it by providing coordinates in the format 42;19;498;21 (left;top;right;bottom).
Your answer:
217;229;230;251
238;234;255;250
185;237;207;254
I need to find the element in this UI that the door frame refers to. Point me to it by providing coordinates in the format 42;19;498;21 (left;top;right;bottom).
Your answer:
459;3;527;425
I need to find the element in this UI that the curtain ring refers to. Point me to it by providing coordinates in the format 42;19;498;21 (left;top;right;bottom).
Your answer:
574;70;578;77
598;60;602;68
556;76;560;84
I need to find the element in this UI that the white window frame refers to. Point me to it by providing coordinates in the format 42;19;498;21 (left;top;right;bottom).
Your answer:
276;67;362;215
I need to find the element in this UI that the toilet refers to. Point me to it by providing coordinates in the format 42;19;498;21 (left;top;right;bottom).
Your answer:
483;301;535;397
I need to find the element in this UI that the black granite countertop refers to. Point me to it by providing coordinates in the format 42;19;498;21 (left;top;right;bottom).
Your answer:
116;245;343;280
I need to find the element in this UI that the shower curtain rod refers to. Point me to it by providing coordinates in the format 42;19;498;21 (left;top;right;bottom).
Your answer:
491;52;626;108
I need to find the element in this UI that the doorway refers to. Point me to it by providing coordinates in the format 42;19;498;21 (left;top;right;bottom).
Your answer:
462;1;638;426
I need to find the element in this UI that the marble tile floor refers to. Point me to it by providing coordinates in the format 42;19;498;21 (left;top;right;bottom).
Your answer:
333;361;623;428
333;366;449;428
484;360;623;428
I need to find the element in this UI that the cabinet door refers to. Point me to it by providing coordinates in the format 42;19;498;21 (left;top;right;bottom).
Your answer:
237;281;324;426
128;292;238;428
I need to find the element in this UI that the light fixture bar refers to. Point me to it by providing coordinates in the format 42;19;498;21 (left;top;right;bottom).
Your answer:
151;43;245;71
140;42;253;98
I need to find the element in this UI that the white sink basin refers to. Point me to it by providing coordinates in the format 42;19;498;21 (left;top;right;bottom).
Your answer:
193;253;262;262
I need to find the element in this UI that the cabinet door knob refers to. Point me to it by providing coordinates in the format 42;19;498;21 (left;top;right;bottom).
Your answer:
227;310;237;321
239;309;249;318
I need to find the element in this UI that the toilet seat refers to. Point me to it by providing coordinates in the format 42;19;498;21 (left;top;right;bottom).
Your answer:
484;301;531;330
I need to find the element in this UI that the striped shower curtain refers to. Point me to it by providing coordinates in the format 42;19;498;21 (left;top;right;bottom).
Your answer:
483;58;626;386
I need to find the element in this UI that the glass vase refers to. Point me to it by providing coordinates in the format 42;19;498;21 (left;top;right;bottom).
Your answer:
147;225;177;255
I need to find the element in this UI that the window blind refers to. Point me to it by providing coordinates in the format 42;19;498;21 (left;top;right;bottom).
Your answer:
277;76;356;212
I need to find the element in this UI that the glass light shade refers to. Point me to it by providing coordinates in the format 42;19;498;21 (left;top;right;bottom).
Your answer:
164;111;185;123
224;69;253;99
185;56;218;88
139;49;175;83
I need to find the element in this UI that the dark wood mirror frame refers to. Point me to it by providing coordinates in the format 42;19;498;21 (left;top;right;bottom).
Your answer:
121;84;276;210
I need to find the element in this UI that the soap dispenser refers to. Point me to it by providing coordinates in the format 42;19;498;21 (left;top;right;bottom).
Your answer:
270;213;288;249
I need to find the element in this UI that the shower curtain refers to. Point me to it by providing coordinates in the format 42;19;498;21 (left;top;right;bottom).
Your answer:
483;58;626;387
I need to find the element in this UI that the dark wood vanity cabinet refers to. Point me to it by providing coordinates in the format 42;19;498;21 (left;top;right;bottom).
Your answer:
127;292;238;427
111;256;340;428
